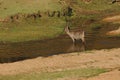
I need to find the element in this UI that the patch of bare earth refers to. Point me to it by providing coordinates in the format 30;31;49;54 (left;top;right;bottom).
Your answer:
102;15;120;23
0;48;120;80
103;15;120;35
106;27;120;36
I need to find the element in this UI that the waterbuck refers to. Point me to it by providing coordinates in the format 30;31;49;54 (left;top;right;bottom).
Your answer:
65;25;85;44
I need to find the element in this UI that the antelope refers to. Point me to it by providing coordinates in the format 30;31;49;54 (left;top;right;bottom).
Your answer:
65;25;85;44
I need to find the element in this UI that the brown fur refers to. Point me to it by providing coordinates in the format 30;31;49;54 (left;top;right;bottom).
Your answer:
65;26;85;43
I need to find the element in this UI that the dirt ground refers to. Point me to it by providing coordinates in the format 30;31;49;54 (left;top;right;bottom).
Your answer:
103;15;120;36
0;48;120;80
102;15;120;23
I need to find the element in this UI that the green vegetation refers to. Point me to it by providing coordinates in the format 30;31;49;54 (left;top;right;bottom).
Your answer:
90;23;102;30
0;0;62;18
0;0;120;42
0;18;65;42
76;0;120;11
0;0;119;79
0;0;68;42
0;68;108;80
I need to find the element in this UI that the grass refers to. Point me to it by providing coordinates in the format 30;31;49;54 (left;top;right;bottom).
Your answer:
0;17;65;42
90;23;103;30
0;68;108;80
0;0;62;18
76;0;120;11
0;0;120;42
0;0;67;42
1;0;120;18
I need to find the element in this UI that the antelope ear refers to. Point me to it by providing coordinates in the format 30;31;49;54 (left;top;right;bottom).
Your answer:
67;26;70;30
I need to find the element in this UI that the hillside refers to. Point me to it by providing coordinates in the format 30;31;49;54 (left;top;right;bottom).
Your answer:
0;0;120;80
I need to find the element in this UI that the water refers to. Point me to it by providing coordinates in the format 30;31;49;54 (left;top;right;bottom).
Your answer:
0;26;120;63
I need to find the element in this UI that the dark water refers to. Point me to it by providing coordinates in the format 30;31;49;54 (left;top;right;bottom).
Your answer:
0;26;120;63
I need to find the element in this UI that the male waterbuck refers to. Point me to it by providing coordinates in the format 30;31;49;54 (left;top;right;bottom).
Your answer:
64;24;85;44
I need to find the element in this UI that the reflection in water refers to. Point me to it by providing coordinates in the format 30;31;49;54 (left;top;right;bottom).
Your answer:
0;37;86;63
67;42;85;52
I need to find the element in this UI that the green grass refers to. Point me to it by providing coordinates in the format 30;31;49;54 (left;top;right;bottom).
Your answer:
0;68;108;80
1;0;120;18
0;0;120;42
0;18;65;42
0;0;62;18
0;0;67;42
76;0;120;11
90;23;103;30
